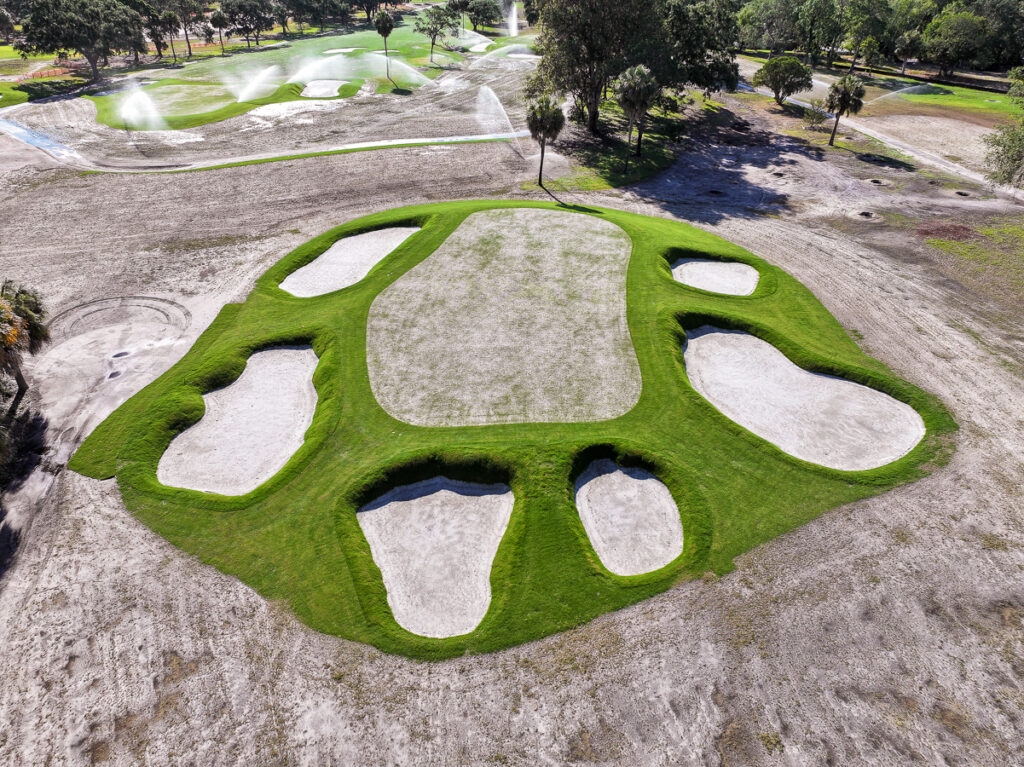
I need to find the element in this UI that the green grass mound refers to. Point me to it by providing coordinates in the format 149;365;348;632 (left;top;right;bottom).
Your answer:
70;200;955;659
87;24;457;131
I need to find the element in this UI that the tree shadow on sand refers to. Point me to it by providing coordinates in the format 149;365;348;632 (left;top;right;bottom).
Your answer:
628;101;827;225
0;407;49;580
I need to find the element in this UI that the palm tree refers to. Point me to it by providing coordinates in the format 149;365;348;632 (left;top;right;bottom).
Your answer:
375;11;395;81
825;75;866;146
614;64;661;168
0;282;50;398
210;10;230;55
527;96;565;187
161;11;180;63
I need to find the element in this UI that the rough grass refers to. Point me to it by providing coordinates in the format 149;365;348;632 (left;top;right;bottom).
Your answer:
926;220;1024;303
69;200;956;659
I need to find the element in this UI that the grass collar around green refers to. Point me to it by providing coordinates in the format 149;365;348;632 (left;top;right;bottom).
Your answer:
70;200;956;659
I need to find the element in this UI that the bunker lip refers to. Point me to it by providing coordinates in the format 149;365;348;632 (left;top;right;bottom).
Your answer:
357;476;514;639
682;327;926;471
574;458;684;576
279;227;420;297
300;80;348;99
671;258;760;296
157;346;319;495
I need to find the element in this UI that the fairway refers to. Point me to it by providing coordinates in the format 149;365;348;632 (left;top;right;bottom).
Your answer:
69;200;954;659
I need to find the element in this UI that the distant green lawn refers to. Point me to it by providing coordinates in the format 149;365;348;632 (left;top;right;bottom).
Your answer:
71;200;955;659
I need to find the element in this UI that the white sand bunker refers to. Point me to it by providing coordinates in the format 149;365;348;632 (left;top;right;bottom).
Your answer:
683;328;925;470
300;79;347;98
367;209;640;426
575;459;684;576
280;227;420;297
357;477;514;637
157;347;319;495
671;259;759;296
323;47;364;54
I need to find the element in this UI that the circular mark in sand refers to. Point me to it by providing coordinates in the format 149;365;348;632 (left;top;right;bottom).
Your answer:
357;477;514;637
157;347;319;495
671;259;759;296
955;191;970;197
112;351;129;358
707;189;724;196
107;371;121;379
48;296;191;343
682;327;925;471
772;171;784;178
869;179;890;186
574;459;683;576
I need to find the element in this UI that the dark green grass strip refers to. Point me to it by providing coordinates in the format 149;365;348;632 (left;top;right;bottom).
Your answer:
70;200;956;659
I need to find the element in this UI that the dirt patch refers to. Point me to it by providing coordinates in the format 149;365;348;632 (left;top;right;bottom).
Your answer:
915;222;978;241
366;208;640;426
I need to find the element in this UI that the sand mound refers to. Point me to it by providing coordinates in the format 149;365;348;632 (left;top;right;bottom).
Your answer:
280;227;419;297
357;478;514;637
157;347;319;495
683;328;925;470
300;80;347;98
574;459;684;576
366;208;640;426
671;259;759;296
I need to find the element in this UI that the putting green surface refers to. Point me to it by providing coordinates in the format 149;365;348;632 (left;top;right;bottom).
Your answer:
71;200;955;659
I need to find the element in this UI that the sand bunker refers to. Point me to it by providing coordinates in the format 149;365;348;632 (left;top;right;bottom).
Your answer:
323;47;364;54
279;227;420;297
574;459;684;576
683;328;925;470
366;209;640;426
357;478;514;637
671;259;759;296
300;80;347;98
157;347;318;495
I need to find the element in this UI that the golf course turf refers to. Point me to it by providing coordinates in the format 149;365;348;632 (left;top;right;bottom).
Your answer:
70;200;956;660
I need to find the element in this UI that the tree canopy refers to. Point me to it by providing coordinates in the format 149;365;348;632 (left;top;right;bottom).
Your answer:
17;0;146;79
752;54;812;105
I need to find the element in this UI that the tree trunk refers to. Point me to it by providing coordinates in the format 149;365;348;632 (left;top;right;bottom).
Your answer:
901;58;906;74
13;364;27;398
169;36;177;61
586;87;600;134
828;113;840;145
219;30;224;54
538;140;545;186
184;23;192;57
430;39;434;62
635;118;645;157
622;122;633;173
385;39;389;80
847;52;857;73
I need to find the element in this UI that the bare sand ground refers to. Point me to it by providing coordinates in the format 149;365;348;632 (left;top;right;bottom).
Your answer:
279;226;419;296
357;477;515;638
299;79;347;99
0;82;1022;765
853;114;993;174
683;327;925;470
157;346;318;495
574;459;684;576
671;258;760;295
366;208;641;426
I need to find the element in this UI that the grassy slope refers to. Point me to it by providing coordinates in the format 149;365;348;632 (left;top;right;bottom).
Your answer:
70;200;956;659
87;23;459;131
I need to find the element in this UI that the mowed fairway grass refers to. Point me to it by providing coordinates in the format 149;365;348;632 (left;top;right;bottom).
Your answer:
70;200;956;659
87;22;460;131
